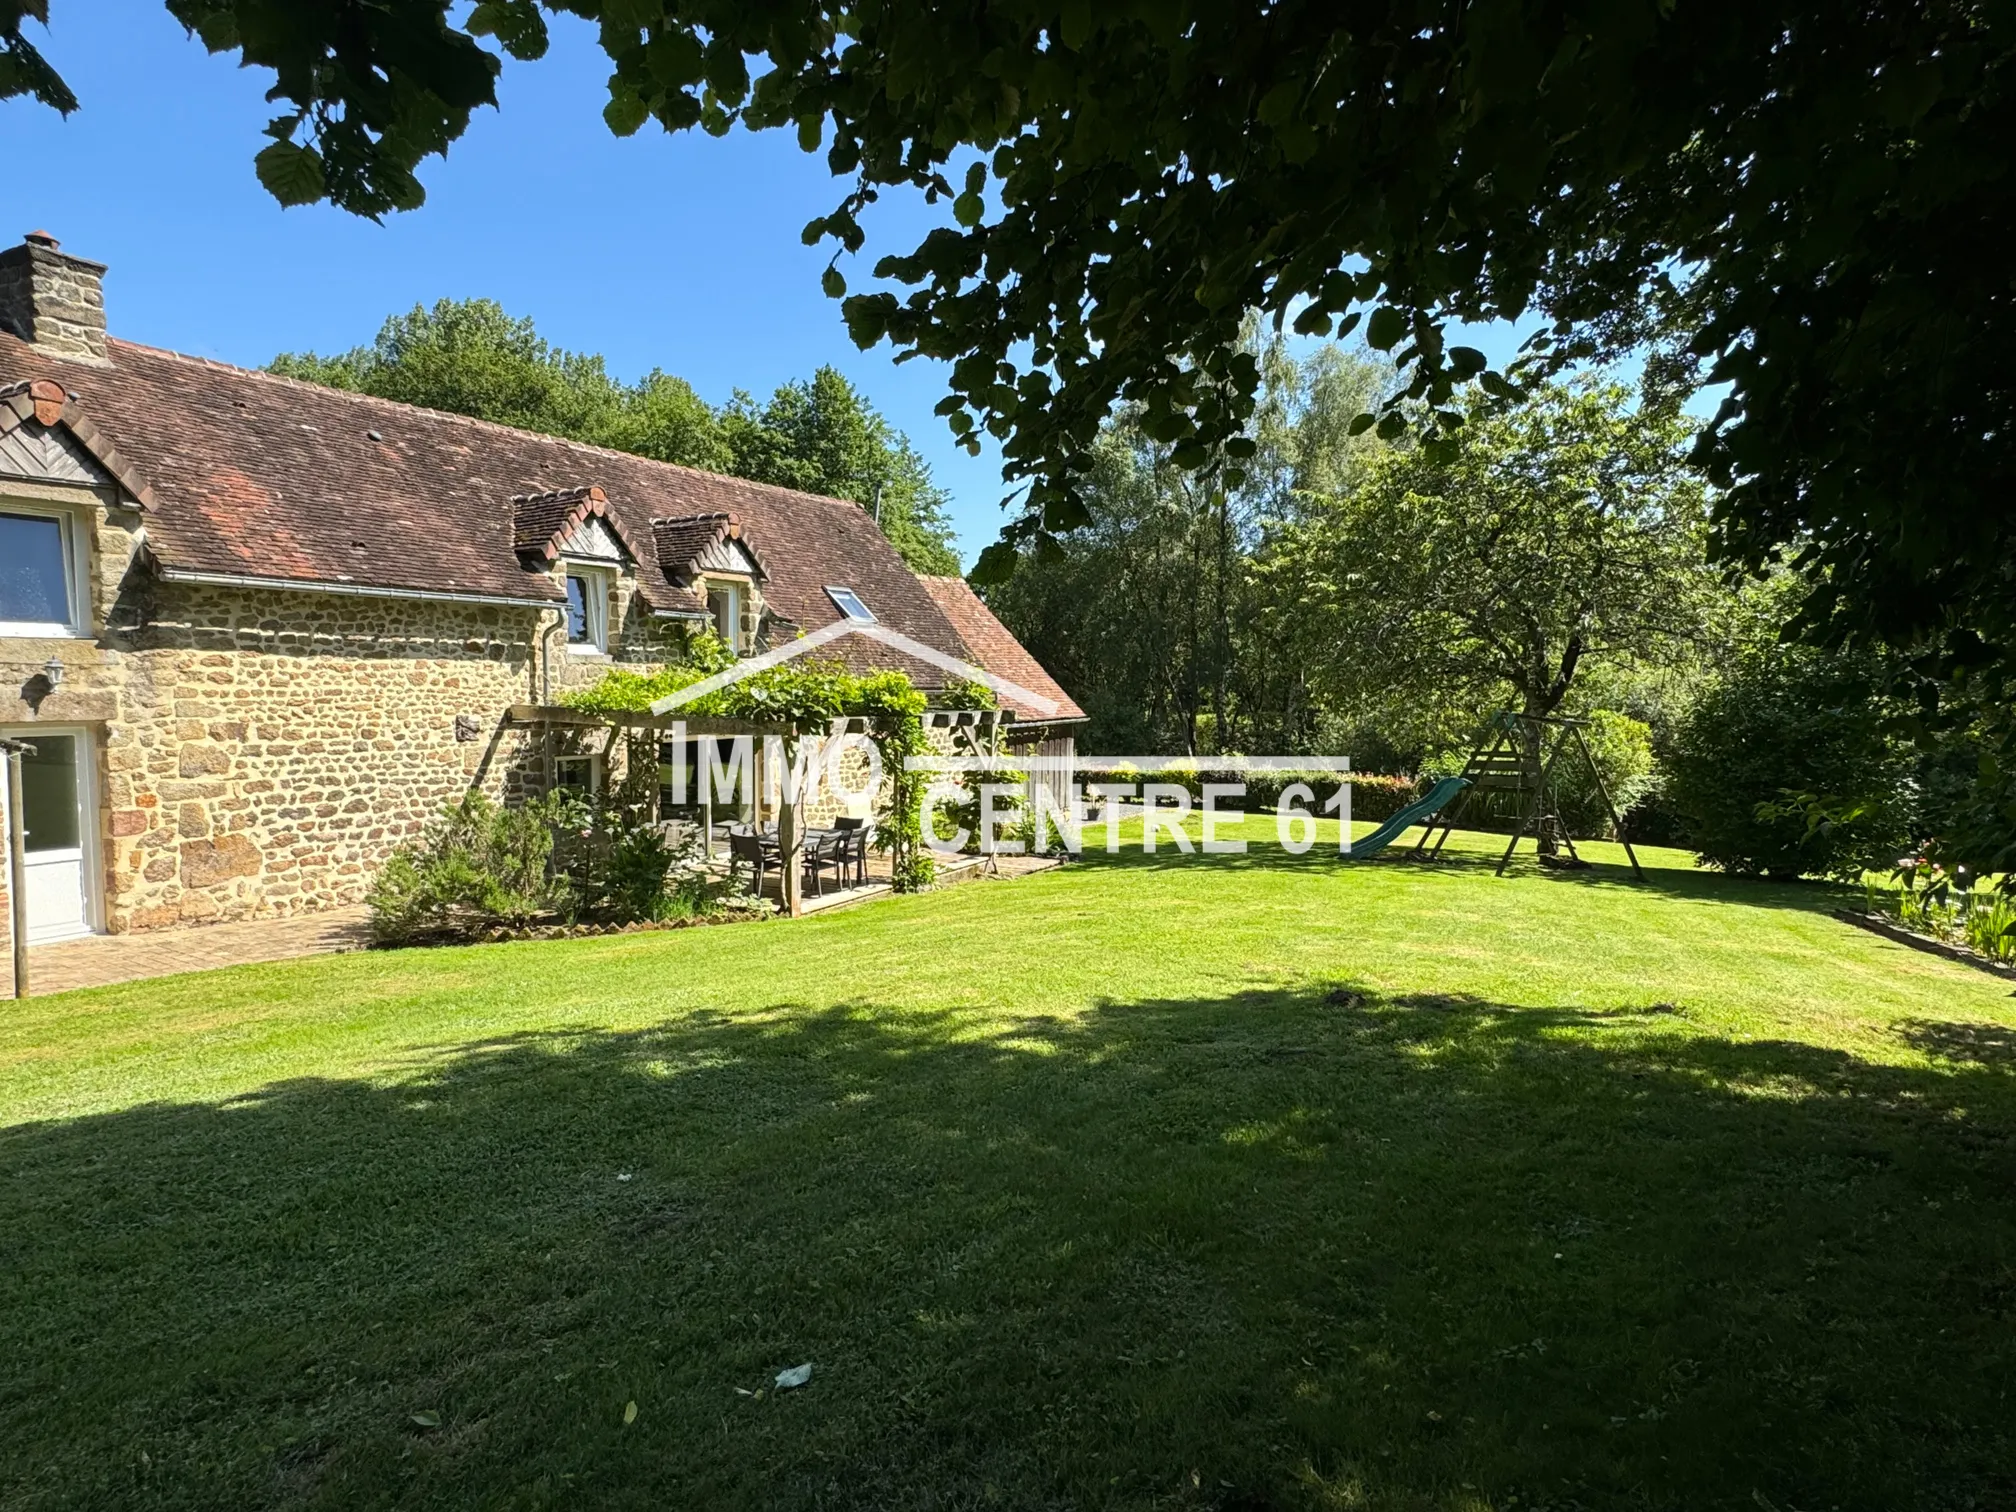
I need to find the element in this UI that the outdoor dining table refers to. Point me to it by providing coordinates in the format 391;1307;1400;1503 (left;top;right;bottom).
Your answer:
720;823;863;895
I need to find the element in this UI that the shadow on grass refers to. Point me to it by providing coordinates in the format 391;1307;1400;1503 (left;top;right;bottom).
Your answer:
3;989;2013;1511
1897;1017;2016;1071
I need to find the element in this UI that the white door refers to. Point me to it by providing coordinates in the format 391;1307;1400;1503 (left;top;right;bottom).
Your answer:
3;729;94;943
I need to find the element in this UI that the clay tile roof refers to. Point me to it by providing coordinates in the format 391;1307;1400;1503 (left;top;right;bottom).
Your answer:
652;511;769;584
509;483;653;575
0;376;158;508
918;576;1086;724
0;329;1069;694
512;485;602;554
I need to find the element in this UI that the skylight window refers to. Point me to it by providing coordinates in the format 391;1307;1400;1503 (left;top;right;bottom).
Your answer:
825;585;876;623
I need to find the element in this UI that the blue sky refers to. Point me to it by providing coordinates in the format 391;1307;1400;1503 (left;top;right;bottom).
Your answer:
7;2;1529;563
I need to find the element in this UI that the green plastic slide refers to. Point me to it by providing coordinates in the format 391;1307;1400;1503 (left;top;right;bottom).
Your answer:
1343;776;1471;859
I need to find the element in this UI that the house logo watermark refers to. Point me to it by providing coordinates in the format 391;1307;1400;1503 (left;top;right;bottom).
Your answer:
644;621;1367;855
648;618;1061;720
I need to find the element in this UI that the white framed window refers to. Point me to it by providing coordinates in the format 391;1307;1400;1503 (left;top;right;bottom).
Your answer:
706;580;743;655
563;565;611;654
554;754;603;794
825;585;875;623
0;502;88;637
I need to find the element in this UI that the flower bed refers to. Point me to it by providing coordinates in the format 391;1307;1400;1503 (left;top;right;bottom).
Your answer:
1833;910;2016;983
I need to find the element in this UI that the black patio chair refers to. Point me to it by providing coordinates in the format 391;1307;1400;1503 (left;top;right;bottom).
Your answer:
830;815;871;887
800;829;847;896
726;830;771;898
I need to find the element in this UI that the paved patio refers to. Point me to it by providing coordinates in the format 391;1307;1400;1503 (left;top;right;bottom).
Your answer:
796;851;1061;914
22;907;373;997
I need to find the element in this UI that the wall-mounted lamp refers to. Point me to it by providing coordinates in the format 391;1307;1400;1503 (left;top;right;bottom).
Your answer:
41;654;64;690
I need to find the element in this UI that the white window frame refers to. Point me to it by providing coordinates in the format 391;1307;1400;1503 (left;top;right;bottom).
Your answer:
706;579;744;656
0;499;90;638
553;752;604;794
824;585;876;624
561;562;613;655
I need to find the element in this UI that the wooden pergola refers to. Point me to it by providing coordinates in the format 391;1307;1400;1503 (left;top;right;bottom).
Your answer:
502;703;1016;917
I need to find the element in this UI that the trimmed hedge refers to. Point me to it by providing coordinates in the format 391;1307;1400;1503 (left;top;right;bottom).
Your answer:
1083;769;1421;822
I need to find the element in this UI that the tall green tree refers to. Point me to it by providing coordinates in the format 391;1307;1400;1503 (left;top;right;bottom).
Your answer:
992;366;1718;766
270;303;960;572
985;338;1397;755
270;299;728;469
718;367;960;575
1284;381;1715;757
983;416;1240;755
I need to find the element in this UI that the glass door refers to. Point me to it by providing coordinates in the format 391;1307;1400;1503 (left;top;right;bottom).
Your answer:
3;730;93;943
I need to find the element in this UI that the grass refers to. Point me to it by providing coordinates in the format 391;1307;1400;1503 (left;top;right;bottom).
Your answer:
2;820;2013;1510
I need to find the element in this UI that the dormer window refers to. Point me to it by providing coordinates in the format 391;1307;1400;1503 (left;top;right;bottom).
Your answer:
0;504;86;637
825;585;875;624
707;580;742;655
564;566;610;654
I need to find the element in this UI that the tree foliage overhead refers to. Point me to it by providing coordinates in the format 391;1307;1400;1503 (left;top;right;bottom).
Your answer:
8;0;2008;681
270;299;959;573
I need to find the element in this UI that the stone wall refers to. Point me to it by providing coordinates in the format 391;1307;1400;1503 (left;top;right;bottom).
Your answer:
0;481;697;953
96;582;549;932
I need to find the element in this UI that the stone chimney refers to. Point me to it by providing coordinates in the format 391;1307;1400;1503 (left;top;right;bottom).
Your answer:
0;231;108;363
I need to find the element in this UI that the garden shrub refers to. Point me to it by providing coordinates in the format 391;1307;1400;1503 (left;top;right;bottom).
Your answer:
549;791;737;924
600;825;686;921
1662;648;1915;880
367;792;573;945
370;789;742;946
1557;711;1657;837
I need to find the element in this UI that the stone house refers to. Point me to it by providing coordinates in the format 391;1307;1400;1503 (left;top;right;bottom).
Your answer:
0;232;1081;950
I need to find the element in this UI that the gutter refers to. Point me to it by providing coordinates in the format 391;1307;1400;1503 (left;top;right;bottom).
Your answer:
156;566;558;612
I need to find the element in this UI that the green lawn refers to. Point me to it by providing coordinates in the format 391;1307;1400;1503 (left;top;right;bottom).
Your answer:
3;821;2013;1510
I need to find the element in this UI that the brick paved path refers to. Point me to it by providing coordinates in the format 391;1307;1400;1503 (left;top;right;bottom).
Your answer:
20;907;372;997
